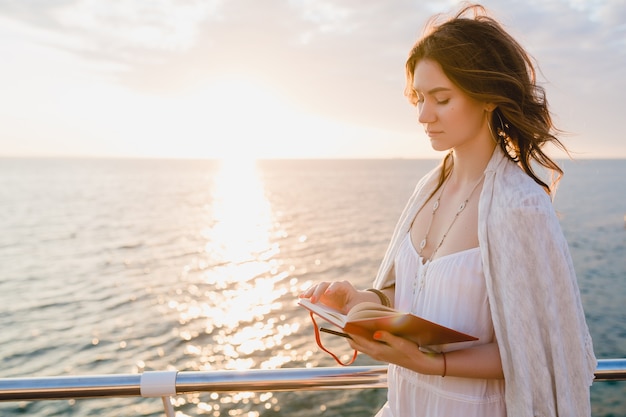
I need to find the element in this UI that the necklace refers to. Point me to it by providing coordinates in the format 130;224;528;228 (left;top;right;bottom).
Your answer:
417;171;485;263
417;175;450;257
412;171;485;301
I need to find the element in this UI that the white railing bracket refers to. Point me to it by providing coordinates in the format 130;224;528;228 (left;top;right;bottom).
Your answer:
140;370;178;417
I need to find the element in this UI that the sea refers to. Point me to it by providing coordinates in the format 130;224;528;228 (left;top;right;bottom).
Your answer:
0;157;624;417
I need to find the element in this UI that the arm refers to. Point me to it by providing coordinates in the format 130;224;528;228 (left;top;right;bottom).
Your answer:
299;282;396;313
348;330;503;379
328;275;501;378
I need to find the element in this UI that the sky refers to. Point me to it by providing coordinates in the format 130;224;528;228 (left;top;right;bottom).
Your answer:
0;0;625;160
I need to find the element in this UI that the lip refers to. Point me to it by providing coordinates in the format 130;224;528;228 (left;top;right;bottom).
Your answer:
426;130;443;137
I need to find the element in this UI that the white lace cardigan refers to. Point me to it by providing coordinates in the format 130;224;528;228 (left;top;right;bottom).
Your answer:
373;146;596;416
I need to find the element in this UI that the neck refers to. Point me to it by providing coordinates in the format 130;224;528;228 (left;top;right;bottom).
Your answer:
449;142;495;186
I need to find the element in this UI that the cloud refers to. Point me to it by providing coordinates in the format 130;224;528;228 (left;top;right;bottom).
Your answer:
0;1;430;127
0;0;624;157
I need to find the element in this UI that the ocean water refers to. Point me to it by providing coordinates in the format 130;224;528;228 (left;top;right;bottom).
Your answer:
0;157;623;416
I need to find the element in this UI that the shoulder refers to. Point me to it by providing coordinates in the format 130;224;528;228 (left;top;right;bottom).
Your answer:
490;158;553;212
482;158;560;234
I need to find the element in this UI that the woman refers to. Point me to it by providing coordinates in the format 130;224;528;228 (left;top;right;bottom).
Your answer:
300;4;596;416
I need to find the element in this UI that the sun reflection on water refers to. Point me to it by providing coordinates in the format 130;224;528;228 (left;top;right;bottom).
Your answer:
170;159;307;389
203;159;276;265
165;158;306;413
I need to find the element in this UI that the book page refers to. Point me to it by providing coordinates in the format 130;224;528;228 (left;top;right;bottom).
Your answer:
297;298;347;328
346;302;401;321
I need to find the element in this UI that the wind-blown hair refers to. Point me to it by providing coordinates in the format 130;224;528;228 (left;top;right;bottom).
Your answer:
405;4;567;193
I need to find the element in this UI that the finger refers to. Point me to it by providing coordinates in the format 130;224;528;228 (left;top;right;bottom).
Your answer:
347;332;392;362
311;282;332;303
298;286;313;298
373;331;410;349
347;333;370;350
299;283;322;298
373;330;391;343
348;331;388;351
299;282;326;300
323;280;354;303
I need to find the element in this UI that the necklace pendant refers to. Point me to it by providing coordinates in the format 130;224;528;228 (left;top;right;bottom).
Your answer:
419;238;426;251
432;200;439;211
458;200;467;212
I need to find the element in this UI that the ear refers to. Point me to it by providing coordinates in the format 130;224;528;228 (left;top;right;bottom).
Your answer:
484;103;497;112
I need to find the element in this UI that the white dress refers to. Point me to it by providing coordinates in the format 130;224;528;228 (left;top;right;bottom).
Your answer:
375;233;506;417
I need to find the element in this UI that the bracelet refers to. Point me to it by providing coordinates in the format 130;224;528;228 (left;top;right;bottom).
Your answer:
366;288;391;307
441;352;447;377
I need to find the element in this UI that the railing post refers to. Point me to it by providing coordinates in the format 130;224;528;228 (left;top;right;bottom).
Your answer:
161;396;175;417
139;371;178;417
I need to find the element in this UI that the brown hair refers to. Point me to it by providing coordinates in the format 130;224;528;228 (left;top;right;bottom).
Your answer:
405;4;567;192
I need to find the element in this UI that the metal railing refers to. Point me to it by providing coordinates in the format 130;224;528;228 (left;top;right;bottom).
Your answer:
0;359;624;416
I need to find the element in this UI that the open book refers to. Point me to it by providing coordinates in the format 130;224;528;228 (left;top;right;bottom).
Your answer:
298;298;478;347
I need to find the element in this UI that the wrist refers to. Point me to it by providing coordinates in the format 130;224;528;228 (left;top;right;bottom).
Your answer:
356;289;382;305
441;352;447;377
366;288;391;307
417;350;447;377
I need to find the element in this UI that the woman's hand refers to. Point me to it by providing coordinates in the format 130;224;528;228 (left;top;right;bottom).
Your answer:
299;280;364;314
347;331;442;375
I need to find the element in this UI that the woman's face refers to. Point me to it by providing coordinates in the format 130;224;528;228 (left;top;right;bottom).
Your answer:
412;59;490;152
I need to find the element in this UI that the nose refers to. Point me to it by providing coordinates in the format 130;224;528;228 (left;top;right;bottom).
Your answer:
417;101;436;124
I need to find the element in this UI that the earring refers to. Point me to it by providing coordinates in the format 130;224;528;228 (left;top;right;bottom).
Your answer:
495;111;509;140
487;118;498;143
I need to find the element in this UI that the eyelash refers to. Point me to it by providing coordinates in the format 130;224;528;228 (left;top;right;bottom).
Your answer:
416;96;449;105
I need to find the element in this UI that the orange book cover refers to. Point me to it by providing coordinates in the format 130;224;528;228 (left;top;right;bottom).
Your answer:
299;299;478;347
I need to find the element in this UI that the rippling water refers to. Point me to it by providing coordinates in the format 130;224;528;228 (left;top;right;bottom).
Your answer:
0;158;624;416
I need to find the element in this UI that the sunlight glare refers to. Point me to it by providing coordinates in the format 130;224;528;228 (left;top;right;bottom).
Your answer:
204;159;273;265
184;77;302;160
176;75;379;159
172;158;296;379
